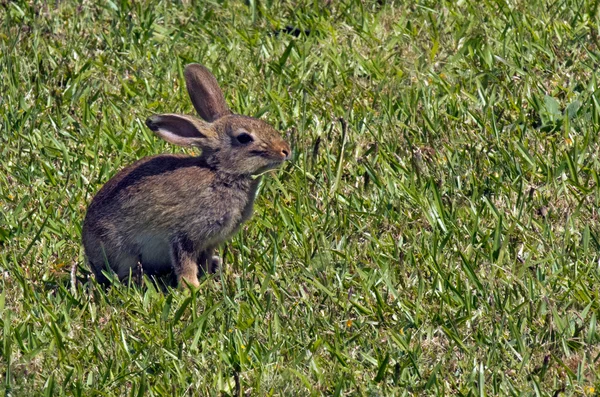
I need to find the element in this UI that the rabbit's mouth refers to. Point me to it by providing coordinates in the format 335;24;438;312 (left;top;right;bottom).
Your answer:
252;159;287;175
249;150;288;166
265;160;285;169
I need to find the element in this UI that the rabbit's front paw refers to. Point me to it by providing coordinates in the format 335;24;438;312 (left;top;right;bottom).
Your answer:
209;256;222;274
180;274;200;289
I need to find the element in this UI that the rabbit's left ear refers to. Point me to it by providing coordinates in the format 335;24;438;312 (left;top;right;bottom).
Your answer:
145;114;218;149
184;64;232;123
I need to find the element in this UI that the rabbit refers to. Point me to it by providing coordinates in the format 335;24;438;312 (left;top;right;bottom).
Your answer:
82;63;291;288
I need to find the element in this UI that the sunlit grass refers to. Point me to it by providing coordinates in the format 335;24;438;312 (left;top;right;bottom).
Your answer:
1;0;600;395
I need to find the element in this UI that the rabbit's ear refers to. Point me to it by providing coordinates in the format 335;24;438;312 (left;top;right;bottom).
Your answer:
184;64;232;122
145;114;217;148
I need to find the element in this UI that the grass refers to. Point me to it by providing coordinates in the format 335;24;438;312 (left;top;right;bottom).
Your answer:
1;0;600;395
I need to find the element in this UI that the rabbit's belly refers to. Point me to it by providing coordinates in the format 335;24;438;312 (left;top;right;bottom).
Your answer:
136;233;172;272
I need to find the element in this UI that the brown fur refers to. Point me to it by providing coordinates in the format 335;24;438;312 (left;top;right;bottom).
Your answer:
82;64;290;287
184;64;231;122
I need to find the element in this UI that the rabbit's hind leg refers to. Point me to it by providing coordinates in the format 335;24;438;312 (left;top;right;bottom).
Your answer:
114;252;142;283
88;259;110;286
83;232;117;285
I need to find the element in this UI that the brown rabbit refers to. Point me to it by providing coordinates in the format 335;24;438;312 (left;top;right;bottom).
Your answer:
82;64;290;288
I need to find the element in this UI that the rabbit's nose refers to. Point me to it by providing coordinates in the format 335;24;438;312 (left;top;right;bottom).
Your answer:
281;148;290;159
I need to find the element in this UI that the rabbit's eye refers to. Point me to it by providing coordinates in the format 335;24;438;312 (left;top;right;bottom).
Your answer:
236;133;254;144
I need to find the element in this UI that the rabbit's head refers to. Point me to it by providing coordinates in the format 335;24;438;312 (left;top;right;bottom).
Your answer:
145;64;291;175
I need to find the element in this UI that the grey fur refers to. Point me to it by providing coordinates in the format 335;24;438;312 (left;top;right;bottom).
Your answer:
82;63;290;288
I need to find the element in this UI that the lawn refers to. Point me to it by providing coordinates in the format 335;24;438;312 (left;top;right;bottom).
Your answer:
1;0;600;395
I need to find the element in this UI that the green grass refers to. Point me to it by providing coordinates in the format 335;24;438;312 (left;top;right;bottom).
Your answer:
1;0;600;395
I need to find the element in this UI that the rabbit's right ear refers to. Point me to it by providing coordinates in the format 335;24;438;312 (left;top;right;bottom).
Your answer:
145;114;218;148
184;64;232;123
